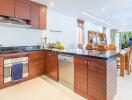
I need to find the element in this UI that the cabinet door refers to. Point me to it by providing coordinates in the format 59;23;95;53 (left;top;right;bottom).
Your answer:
15;0;30;20
0;57;4;86
40;5;47;30
74;56;88;98
0;0;14;17
29;60;44;76
88;58;106;100
30;2;40;29
45;51;58;81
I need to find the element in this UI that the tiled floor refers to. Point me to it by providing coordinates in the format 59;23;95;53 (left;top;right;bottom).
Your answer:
0;75;132;100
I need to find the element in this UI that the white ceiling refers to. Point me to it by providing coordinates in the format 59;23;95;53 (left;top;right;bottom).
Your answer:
32;0;132;28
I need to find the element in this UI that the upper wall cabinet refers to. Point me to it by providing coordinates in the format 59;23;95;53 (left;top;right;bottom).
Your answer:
15;0;31;20
30;1;47;30
0;0;14;17
30;2;40;29
40;5;47;30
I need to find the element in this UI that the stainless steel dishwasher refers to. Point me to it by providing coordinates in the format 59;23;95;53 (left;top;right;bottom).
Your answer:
58;54;74;89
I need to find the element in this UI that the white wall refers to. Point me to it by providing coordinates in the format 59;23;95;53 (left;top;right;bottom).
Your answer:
47;11;77;49
0;26;42;47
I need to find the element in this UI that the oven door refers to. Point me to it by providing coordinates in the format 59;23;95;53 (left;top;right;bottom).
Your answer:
4;64;12;83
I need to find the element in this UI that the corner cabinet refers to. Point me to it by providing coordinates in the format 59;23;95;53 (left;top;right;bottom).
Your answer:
45;51;58;81
30;1;47;30
0;0;14;17
74;56;88;98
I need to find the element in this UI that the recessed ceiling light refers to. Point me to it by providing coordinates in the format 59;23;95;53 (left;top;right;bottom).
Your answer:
112;16;116;19
102;8;106;12
50;2;54;7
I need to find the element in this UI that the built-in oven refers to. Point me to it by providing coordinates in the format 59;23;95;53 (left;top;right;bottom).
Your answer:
4;56;28;83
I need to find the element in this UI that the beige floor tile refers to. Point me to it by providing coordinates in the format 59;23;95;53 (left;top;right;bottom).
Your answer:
0;74;132;100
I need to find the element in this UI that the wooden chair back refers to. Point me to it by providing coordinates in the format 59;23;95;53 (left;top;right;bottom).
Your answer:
96;45;106;51
86;44;93;50
107;44;117;51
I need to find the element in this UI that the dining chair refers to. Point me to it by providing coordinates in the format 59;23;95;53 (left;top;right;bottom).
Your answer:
96;45;106;51
107;44;117;51
85;44;93;50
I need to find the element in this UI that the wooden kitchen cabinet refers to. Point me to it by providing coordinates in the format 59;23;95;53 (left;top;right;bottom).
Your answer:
29;51;44;61
29;51;44;77
40;5;47;30
87;58;117;100
15;0;30;20
30;1;47;29
0;0;14;17
45;51;58;81
74;56;88;98
17;0;30;4
0;57;4;86
88;58;106;100
30;2;40;29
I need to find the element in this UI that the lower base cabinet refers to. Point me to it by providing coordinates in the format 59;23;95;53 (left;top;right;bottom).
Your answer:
74;56;88;98
74;56;117;100
29;60;44;76
88;58;106;100
44;51;58;81
29;51;44;77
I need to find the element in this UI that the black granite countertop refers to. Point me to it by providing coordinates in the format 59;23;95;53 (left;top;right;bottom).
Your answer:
0;46;119;60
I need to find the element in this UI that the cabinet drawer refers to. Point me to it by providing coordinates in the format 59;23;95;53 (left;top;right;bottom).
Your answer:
29;51;44;61
0;67;3;76
29;60;44;70
0;57;3;67
29;68;44;76
0;76;3;85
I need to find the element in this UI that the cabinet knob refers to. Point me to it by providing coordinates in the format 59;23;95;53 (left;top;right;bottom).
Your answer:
84;61;87;64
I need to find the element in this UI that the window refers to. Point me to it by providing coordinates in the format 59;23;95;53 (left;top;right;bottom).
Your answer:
77;19;85;45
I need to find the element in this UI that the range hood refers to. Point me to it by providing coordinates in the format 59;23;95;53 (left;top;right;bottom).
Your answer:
0;16;32;28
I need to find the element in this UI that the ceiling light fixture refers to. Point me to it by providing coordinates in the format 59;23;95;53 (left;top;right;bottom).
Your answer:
50;2;54;7
102;8;106;12
81;11;113;26
112;16;116;19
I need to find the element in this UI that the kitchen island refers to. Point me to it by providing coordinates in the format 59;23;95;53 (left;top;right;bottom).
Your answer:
0;46;118;100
